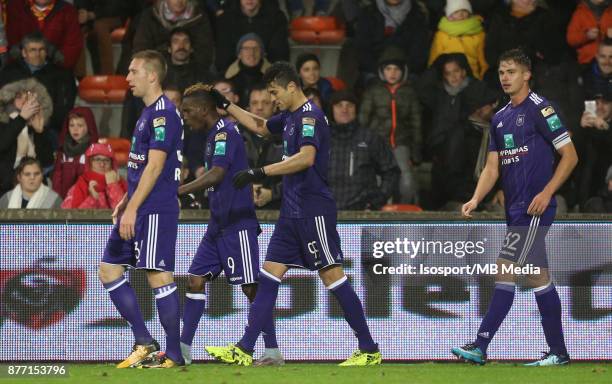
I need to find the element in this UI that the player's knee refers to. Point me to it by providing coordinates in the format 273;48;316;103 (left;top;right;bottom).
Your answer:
525;269;550;288
98;263;123;284
318;265;345;287
241;283;258;302
187;275;206;293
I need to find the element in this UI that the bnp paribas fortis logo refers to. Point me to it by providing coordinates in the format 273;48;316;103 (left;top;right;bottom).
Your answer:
504;134;515;149
131;137;136;151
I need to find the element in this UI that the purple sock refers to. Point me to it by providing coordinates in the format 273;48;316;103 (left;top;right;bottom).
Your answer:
262;314;279;349
238;271;280;353
535;283;568;356
180;292;206;346
103;276;153;345
475;282;515;353
329;277;378;353
154;283;183;363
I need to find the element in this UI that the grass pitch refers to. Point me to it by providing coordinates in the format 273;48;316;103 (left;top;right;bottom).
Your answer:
8;362;611;384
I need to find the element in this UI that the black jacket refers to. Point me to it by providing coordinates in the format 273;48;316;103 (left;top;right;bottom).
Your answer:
329;122;400;210
74;0;144;20
163;56;215;92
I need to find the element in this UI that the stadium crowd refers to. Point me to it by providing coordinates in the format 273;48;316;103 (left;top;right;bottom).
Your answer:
0;0;610;212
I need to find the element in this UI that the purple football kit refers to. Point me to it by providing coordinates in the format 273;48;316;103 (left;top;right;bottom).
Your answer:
188;118;260;285
103;95;184;272
488;91;572;267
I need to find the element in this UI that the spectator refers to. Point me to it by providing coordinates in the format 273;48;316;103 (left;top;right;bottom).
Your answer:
0;156;61;208
328;90;400;210
428;0;488;79
566;0;612;66
0;3;7;68
359;45;422;203
61;143;127;209
583;37;612;97
0;78;53;196
577;90;612;208
164;27;214;92
0;33;77;136
353;0;431;79
215;0;289;72
51;107;98;198
164;84;183;108
583;165;612;212
304;86;323;109
225;33;271;108
295;52;333;107
133;0;215;71
288;0;330;18
6;0;83;70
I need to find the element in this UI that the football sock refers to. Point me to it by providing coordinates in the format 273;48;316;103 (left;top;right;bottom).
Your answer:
329;276;378;353
238;271;281;353
180;292;206;346
475;282;516;353
262;313;279;349
103;276;153;345
154;283;183;363
535;283;568;356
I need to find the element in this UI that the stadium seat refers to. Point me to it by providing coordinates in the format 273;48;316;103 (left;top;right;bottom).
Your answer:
78;76;129;103
110;19;130;43
98;137;131;167
326;77;346;91
381;204;423;212
290;16;345;44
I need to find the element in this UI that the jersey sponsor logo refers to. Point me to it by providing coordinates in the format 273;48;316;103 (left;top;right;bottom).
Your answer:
503;134;515;149
131;137;136;151
302;117;316;126
546;115;562;132
215;132;227;141
154;126;166;141
153;117;166;127
516;114;525;126
214;141;226;155
540;106;555;117
302;124;315;137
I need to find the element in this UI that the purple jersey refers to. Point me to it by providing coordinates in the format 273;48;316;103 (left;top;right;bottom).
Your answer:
128;95;183;215
266;100;336;218
205;118;258;236
488;91;572;212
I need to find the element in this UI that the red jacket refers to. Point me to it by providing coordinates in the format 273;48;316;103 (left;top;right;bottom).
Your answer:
52;107;99;198
567;2;612;64
61;170;127;209
6;0;83;69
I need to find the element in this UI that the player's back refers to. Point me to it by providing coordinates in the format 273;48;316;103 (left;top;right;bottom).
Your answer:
205;118;258;235
128;95;183;215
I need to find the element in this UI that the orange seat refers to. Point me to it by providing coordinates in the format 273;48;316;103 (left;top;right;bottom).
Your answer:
110;27;126;43
381;204;423;212
79;76;129;103
98;137;131;166
326;76;346;91
290;16;345;44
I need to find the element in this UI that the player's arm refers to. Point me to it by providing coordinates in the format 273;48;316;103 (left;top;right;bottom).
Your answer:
179;166;226;195
120;149;166;239
462;151;499;217
206;86;271;136
527;142;578;215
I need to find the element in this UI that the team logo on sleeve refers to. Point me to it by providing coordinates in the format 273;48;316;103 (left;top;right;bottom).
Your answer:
153;117;166;127
302;117;316;137
540;106;555;117
215;132;227;141
214;141;226;155
546;115;562;132
154;126;166;141
503;134;515;149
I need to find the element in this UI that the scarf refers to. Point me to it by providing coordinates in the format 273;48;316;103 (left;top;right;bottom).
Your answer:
8;183;51;208
63;133;90;158
444;77;470;96
438;16;483;36
28;0;55;30
161;0;194;23
376;0;412;29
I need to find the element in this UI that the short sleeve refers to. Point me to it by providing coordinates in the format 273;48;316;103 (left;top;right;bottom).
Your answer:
266;113;285;135
487;120;498;152
211;129;235;169
148;110;182;153
534;103;571;151
297;113;323;150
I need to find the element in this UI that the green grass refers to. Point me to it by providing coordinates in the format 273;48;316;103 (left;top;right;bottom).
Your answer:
4;363;611;384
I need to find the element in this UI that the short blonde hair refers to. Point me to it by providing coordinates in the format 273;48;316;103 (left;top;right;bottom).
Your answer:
132;50;167;83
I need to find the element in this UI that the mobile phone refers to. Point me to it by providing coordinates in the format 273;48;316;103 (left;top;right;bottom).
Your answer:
585;100;597;115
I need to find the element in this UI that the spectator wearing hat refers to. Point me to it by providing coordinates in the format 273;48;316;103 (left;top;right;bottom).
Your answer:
329;90;400;210
224;33;271;108
0;156;61;208
359;45;422;203
61;142;127;209
567;0;612;66
428;0;488;79
295;52;333;107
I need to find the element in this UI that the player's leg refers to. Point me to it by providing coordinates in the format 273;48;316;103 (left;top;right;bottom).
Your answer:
100;224;157;368
180;274;209;365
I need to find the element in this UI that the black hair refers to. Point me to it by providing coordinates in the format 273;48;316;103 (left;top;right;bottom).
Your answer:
263;61;301;89
183;83;216;110
169;27;193;43
20;32;46;49
248;82;268;99
498;48;532;71
295;53;321;72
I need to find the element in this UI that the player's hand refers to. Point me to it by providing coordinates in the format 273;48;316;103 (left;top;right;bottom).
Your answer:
461;198;478;218
527;191;551;216
254;186;272;207
208;87;231;110
112;195;128;225
233;167;266;189
119;206;137;240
